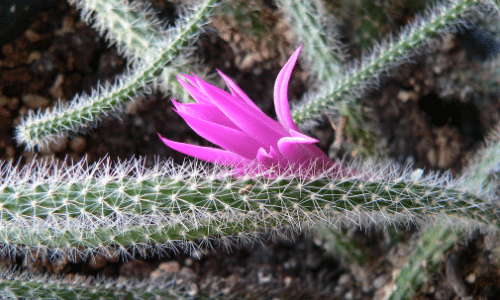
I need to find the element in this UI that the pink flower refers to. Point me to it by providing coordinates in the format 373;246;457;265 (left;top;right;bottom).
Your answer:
158;45;334;176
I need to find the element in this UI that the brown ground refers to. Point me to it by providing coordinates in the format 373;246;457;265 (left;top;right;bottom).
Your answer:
1;0;500;299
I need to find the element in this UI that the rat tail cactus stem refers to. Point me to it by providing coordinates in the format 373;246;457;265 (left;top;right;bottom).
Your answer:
0;157;498;259
15;0;218;151
289;0;480;154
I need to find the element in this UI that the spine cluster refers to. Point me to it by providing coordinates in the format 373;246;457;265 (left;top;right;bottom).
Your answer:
0;267;187;299
290;0;479;154
0;158;495;258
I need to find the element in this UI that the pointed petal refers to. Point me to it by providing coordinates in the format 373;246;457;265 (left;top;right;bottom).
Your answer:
290;129;332;160
278;129;334;170
217;69;261;111
176;75;211;104
274;45;302;132
193;76;288;146
175;109;263;159
276;129;324;165
172;99;238;129
158;134;249;166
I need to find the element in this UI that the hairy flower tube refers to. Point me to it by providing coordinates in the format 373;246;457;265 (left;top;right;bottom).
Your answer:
159;45;335;175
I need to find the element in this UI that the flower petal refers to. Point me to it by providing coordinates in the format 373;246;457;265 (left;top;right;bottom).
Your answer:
172;99;238;129
158;134;249;166
176;75;211;104
291;129;332;160
274;45;302;132
175;109;263;159
278;129;334;171
276;129;323;165
193;75;288;146
216;69;261;112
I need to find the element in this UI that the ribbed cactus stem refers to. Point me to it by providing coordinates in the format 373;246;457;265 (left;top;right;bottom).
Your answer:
0;158;496;258
387;226;458;300
0;268;189;299
15;0;218;150
277;0;346;82
463;122;500;190
291;0;478;127
488;0;500;13
67;0;166;61
68;0;204;103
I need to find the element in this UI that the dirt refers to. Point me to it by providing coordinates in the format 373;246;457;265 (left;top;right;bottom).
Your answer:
1;0;500;299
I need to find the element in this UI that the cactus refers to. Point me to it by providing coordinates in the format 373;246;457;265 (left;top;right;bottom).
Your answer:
3;0;500;298
0;156;497;258
277;0;346;82
386;226;459;300
0;267;192;299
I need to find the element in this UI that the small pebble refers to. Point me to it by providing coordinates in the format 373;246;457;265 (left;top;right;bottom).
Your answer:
159;261;180;273
465;273;476;284
70;136;86;154
185;282;199;296
257;269;272;284
24;29;42;43
179;266;197;281
22;94;50;109
49;74;65;99
150;261;180;281
373;275;388;289
26;51;42;64
337;273;351;286
185;257;193;267
427;147;437;168
48;137;68;153
0;95;9;106
397;90;419;102
119;260;154;281
5;146;16;159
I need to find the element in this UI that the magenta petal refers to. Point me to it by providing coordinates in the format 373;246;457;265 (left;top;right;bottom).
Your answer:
278;129;333;167
193;76;288;145
256;146;280;168
175;109;263;159
158;134;249;166
276;130;321;165
176;75;211;104
274;46;302;132
288;129;333;162
159;45;338;177
290;129;332;159
300;143;332;162
216;69;261;112
172;100;238;129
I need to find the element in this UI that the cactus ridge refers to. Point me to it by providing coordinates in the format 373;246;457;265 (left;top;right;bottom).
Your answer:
277;0;346;82
0;157;496;260
67;0;168;62
0;267;190;299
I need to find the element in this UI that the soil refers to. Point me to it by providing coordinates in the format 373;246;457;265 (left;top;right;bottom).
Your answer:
1;0;500;299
